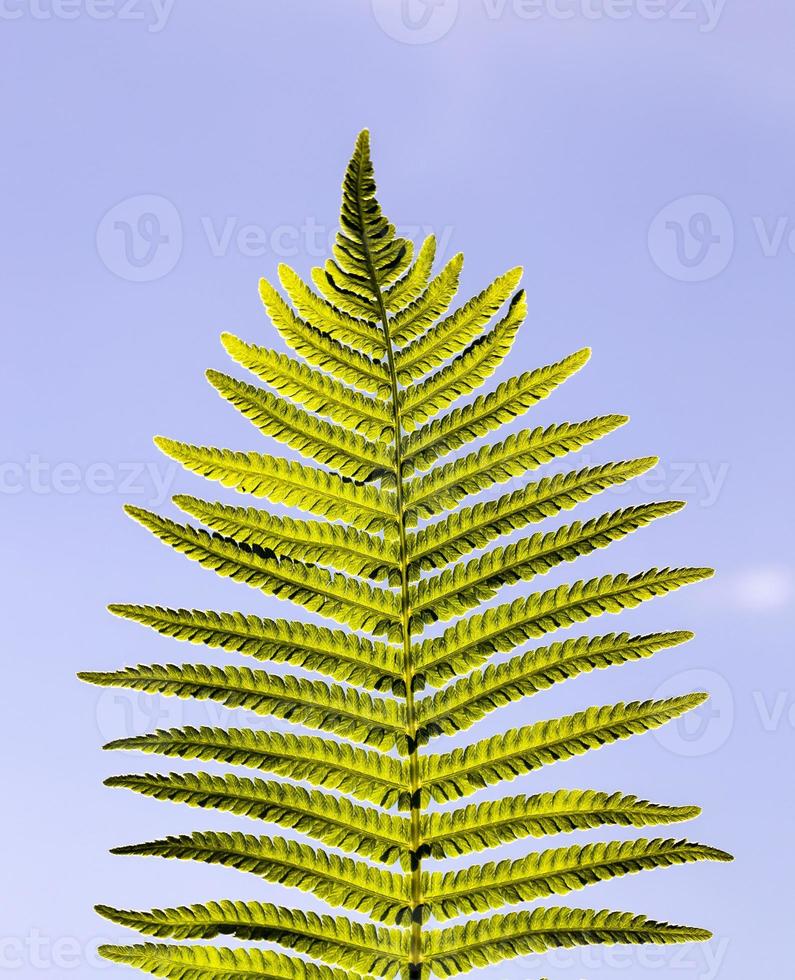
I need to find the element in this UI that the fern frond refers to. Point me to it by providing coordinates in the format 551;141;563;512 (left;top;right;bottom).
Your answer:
104;728;409;809
220;334;393;441
421;694;707;801
387;253;464;345
382;234;436;312
336;130;411;290
410;503;684;628
408;457;657;574
394;267;523;381
417;566;712;683
425;907;712;977
173;496;399;583
80;665;407;751
403;349;591;472
404;415;628;522
206;370;391;483
155;438;398;533
97;902;406;977
99;942;370;979
87;132;726;980
417;630;693;737
421;789;700;859
108;605;403;692
111;832;410;924
125;507;401;636
105;772;409;864
278;265;386;356
259;277;390;395
424;837;731;919
399;290;526;431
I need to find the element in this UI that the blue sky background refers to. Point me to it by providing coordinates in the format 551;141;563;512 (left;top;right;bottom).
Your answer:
2;2;793;977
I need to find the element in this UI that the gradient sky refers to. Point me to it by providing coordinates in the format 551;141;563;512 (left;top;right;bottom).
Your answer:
2;2;794;977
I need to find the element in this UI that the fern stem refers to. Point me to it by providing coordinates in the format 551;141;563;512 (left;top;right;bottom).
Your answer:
354;213;424;975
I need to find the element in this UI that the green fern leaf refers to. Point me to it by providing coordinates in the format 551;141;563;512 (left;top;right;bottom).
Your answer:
80;664;407;751
97;903;406;977
418;630;693;737
111;832;410;923
394;266;523;381
417;566;712;683
387;253;464;345
99;942;373;979
421;788;700;858
84;132;728;980
408;457;657;574
382;234;436;312
259;277;390;395
220;334;393;441
155;437;398;533
425;908;713;977
424;837;731;918
410;503;684;628
399;290;527;430
106;772;409;864
108;604;403;692
404;415;628;521
403;348;591;472
104;727;409;808
278;264;386;356
173;496;399;583
422;694;708;801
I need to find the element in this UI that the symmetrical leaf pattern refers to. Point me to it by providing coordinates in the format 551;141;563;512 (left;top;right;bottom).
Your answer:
81;132;730;979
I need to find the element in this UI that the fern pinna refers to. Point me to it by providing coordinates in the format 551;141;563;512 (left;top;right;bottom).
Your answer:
81;132;731;979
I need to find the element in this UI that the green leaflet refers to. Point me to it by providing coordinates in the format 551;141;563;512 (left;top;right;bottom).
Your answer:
97;903;406;977
425;908;713;977
104;727;409;809
106;772;409;865
421;789;701;859
421;694;708;802
417;630;693;737
409;503;684;629
125;507;401;637
259;276;390;395
416;566;713;684
403;348;592;472
207;369;392;482
85;131;728;980
109;604;403;692
155;437;398;533
111;832;411;924
387;252;464;346
220;334;394;441
394;265;523;380
278;264;386;356
424;837;731;919
99;943;373;979
399;290;527;430
173;495;400;583
404;415;628;521
80;664;407;751
407;457;657;574
383;235;436;312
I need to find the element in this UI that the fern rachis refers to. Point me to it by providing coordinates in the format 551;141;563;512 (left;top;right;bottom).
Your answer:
81;131;730;979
